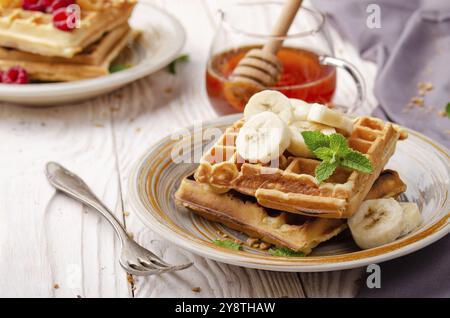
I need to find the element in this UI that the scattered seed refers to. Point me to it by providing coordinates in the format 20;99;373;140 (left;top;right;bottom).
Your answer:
192;287;201;293
418;82;433;92
53;283;60;289
259;242;272;250
246;237;259;246
124;211;130;217
410;97;424;107
438;111;446;117
127;274;134;285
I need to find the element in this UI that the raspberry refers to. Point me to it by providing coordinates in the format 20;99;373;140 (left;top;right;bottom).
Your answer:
22;0;53;12
53;7;77;31
2;66;29;84
47;0;75;13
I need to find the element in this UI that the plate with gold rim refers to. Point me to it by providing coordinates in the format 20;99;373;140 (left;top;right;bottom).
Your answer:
128;114;450;272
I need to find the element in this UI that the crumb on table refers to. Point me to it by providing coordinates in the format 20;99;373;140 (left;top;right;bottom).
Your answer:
127;274;135;285
246;237;259;247
259;242;272;250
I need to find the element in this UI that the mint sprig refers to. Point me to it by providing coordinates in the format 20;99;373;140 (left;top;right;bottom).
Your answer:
301;131;330;150
301;131;373;183
446;103;450;119
213;239;242;251
109;63;131;73
268;247;305;257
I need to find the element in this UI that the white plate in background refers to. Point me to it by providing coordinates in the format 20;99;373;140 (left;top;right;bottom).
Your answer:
0;3;186;106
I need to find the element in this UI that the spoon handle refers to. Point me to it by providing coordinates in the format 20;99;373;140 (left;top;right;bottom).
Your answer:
264;0;303;54
45;162;129;245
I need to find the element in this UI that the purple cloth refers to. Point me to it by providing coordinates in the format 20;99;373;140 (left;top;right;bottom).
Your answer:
313;0;450;147
312;0;450;297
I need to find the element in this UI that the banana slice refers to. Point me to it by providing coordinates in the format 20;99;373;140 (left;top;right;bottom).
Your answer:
348;198;404;249
399;202;422;236
236;111;290;163
307;103;354;135
287;121;336;157
244;90;293;124
290;99;312;121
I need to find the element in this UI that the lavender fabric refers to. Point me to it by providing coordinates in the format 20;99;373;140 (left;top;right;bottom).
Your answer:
313;0;450;146
311;0;450;297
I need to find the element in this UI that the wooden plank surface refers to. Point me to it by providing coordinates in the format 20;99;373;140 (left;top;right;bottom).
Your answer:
0;99;130;297
0;0;377;298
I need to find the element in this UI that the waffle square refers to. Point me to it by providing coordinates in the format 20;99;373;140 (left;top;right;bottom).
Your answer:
194;116;404;218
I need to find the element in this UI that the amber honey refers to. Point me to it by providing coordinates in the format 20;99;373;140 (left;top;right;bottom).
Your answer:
206;46;337;115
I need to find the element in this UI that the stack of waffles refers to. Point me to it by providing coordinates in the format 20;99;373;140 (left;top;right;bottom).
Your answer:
175;111;408;255
0;0;137;81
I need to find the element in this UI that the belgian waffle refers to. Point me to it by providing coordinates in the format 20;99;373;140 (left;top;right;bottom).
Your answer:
0;24;136;81
195;116;405;218
175;170;406;254
0;0;136;58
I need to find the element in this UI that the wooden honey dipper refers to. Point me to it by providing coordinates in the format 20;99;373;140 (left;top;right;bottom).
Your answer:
224;0;303;110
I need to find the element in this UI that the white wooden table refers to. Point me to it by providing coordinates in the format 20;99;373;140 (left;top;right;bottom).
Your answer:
0;0;378;298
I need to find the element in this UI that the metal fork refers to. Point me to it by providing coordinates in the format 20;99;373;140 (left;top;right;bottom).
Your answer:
45;162;193;276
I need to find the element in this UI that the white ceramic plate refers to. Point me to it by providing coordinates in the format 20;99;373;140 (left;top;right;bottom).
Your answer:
0;3;185;106
128;114;450;272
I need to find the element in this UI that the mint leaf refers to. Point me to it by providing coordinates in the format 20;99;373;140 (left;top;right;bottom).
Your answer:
301;131;374;183
329;133;349;153
315;160;338;183
341;150;373;173
167;54;189;74
301;131;330;152
313;147;334;161
269;247;305;257
446;103;450;119
213;239;242;251
109;63;131;73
